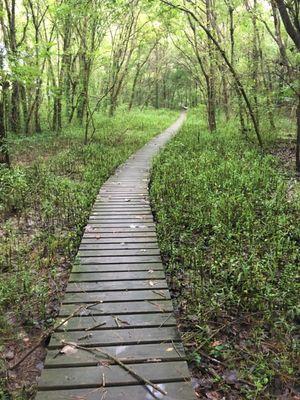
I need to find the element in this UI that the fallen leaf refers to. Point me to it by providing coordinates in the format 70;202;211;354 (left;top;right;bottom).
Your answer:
206;391;222;400
165;347;173;352
211;340;222;347
60;345;78;355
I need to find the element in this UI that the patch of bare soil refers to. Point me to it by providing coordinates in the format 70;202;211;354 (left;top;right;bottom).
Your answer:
268;138;297;174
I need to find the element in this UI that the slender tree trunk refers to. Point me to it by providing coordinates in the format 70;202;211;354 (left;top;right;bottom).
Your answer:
0;95;9;165
0;46;9;165
128;67;140;111
205;0;216;131
296;94;300;173
11;82;21;133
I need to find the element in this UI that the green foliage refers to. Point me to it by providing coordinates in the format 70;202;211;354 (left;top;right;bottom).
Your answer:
150;110;299;397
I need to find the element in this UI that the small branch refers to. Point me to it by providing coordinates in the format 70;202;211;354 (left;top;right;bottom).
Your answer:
9;305;84;370
62;341;168;396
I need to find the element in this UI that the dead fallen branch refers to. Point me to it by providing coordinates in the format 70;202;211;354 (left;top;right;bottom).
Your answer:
9;304;84;370
62;341;168;396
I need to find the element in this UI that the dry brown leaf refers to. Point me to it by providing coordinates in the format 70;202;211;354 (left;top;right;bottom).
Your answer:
60;345;78;355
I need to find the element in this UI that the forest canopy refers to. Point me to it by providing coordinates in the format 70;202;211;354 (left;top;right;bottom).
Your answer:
0;0;299;165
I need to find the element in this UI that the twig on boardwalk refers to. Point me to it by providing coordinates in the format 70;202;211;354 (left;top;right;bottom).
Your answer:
147;301;166;312
159;313;173;327
171;340;183;358
152;290;166;298
85;321;107;331
8;305;84;370
62;341;168;396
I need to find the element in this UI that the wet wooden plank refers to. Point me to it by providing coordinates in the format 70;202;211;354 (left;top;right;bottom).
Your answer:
55;313;176;331
80;237;158;244
35;382;195;400
78;249;160;257
84;231;156;239
45;342;184;367
49;327;181;348
59;300;174;317
79;242;158;250
92;205;150;210
69;270;164;281
66;280;167;293
62;289;170;304
86;223;155;228
38;361;190;389
77;255;162;264
72;262;164;273
84;227;156;233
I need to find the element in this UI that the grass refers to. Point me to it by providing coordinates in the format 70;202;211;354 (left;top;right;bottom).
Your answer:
0;107;178;398
150;109;299;399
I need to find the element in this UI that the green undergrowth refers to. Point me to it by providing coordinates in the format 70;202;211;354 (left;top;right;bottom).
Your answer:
150;110;299;399
0;108;177;396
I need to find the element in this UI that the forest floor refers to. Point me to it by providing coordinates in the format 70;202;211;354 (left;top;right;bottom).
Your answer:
0;108;177;399
150;111;299;400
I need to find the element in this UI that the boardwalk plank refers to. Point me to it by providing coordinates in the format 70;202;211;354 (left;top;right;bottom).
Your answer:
78;249;160;257
77;255;162;264
69;271;165;281
49;327;181;348
66;280;167;292
62;289;170;303
35;382;195;400
38;361;190;390
59;300;174;316
72;262;164;273
79;242;159;249
55;313;176;331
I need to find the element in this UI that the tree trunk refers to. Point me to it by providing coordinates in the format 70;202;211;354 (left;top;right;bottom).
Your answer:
296;94;300;173
0;96;9;165
205;0;216;131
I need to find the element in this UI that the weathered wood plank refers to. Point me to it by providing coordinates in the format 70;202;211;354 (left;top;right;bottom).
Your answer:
45;342;184;367
66;280;167;292
84;227;156;233
80;238;158;244
90;212;152;217
77;255;162;264
77;249;160;257
83;231;157;238
62;289;170;304
49;327;181;348
55;313;176;331
72;262;164;273
86;223;155;228
38;361;190;390
79;242;158;250
69;271;165;282
35;382;195;400
59;300;174;317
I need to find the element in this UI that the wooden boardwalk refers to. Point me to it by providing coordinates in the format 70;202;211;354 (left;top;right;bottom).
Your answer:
36;112;196;399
